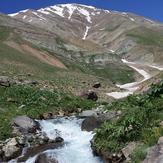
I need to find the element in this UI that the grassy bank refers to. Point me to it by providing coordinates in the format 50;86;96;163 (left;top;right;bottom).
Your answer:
0;85;95;140
93;81;163;162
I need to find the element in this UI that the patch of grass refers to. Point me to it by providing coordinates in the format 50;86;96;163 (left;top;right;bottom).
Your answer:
88;63;135;84
0;85;95;140
0;26;11;41
130;144;149;163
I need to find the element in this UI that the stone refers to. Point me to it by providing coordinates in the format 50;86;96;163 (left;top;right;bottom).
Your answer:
160;121;163;127
0;76;10;87
34;153;58;163
87;91;98;101
55;137;64;143
41;112;54;119
79;110;97;118
80;91;98;101
81;110;118;131
11;116;40;134
23;80;38;85
81;116;102;131
17;136;26;146
121;142;136;160
93;82;101;88
2;138;22;161
143;137;163;163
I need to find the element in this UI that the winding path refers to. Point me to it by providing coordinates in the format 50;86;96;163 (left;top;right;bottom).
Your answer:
107;59;163;99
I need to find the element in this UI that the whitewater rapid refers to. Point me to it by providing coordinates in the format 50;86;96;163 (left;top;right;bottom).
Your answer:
26;117;103;163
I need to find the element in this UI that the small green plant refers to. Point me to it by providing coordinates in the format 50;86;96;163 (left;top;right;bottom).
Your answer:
130;144;149;163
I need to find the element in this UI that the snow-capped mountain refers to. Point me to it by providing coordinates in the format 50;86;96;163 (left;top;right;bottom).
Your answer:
7;3;163;64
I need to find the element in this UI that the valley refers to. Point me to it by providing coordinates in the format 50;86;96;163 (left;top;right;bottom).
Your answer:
0;3;163;163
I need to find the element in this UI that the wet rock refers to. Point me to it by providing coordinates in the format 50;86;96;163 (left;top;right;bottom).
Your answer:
18;142;63;162
16;136;26;146
55;137;64;143
2;138;22;161
34;153;58;163
81;110;118;131
93;82;101;88
11;116;40;135
81;116;102;131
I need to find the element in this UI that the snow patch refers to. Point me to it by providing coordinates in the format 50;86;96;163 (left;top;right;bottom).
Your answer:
9;13;19;17
145;18;154;23
65;4;76;19
83;26;90;40
32;12;46;20
23;15;27;19
28;19;33;23
49;6;64;17
149;65;163;71
107;59;151;99
8;9;29;17
38;8;50;15
106;91;133;99
122;12;127;15
104;10;111;14
109;50;115;53
129;17;135;22
77;7;92;23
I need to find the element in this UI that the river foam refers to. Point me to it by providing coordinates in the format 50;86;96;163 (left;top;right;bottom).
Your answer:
26;117;103;163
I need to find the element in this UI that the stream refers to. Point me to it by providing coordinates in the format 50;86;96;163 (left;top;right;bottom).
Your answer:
25;117;103;163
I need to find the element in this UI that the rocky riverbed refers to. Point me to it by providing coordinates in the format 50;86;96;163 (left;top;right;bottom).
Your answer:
0;106;123;163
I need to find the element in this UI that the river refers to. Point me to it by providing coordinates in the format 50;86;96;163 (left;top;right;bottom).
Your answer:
25;117;103;163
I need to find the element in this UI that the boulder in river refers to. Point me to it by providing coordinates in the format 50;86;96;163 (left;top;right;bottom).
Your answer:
81;110;119;131
11;116;40;135
34;153;58;163
81;116;102;131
